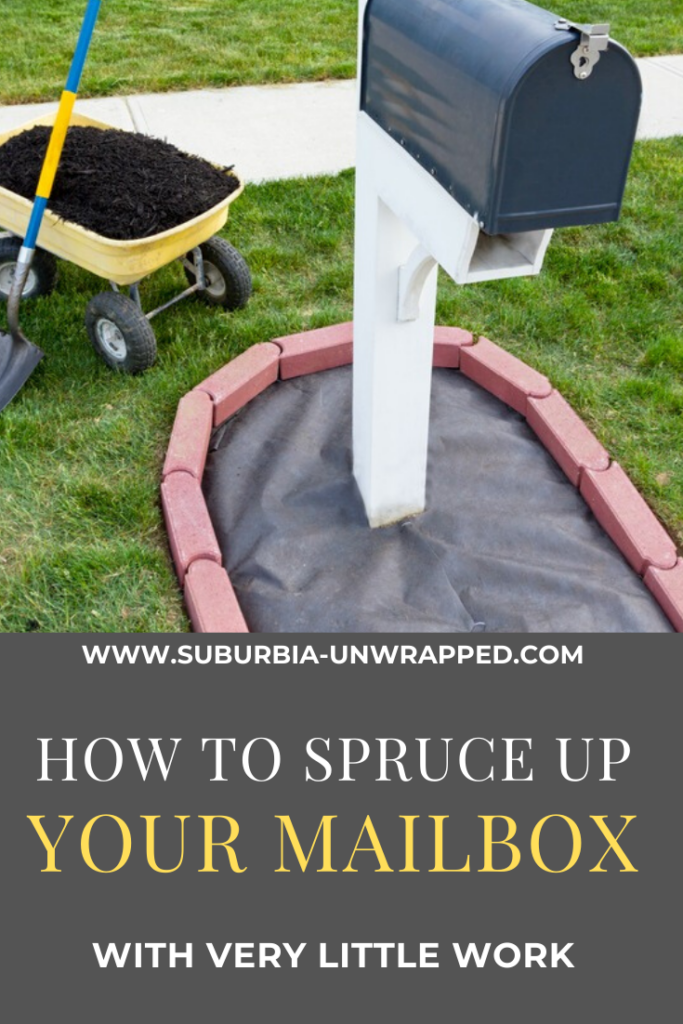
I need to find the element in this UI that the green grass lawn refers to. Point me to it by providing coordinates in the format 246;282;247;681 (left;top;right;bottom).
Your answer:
0;137;681;632
0;0;356;105
0;0;681;105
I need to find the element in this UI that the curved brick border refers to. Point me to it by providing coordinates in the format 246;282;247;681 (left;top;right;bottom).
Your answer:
161;324;682;633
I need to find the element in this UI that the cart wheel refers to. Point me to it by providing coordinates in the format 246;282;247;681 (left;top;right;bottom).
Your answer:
0;235;57;300
85;292;157;373
185;237;252;310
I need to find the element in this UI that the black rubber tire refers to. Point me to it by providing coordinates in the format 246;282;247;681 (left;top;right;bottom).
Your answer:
84;291;157;373
184;236;252;310
0;235;57;300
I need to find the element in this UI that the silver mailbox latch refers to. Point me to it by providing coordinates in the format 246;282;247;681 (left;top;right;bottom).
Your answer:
555;20;610;80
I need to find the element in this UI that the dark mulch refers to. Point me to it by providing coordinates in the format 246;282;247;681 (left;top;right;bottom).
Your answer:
0;126;240;240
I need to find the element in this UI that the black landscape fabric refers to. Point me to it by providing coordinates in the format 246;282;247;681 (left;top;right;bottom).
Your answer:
203;367;672;633
0;126;239;240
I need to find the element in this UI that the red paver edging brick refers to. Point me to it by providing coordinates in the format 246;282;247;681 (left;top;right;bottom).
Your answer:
184;559;249;632
275;322;354;379
581;463;678;576
161;471;222;584
275;322;475;377
162;389;213;481
460;336;552;415
527;390;610;487
161;323;681;633
433;326;474;368
195;341;280;426
644;560;683;632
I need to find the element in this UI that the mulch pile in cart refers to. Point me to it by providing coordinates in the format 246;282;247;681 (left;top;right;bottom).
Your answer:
0;125;240;240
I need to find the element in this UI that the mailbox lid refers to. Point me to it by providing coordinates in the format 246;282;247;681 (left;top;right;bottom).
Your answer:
361;0;642;234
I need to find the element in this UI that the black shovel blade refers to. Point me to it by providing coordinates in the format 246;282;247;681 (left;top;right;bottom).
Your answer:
0;331;44;411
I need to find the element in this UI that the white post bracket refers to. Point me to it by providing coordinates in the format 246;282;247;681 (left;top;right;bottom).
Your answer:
397;246;438;322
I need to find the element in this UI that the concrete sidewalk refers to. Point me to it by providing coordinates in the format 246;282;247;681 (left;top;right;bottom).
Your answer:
0;56;682;183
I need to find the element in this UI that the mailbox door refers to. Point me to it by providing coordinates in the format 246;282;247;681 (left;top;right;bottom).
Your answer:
494;42;641;232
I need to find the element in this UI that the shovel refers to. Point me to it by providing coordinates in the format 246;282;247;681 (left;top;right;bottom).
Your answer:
0;0;102;411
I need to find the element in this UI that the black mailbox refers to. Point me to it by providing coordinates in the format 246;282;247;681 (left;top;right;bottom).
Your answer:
361;0;642;234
